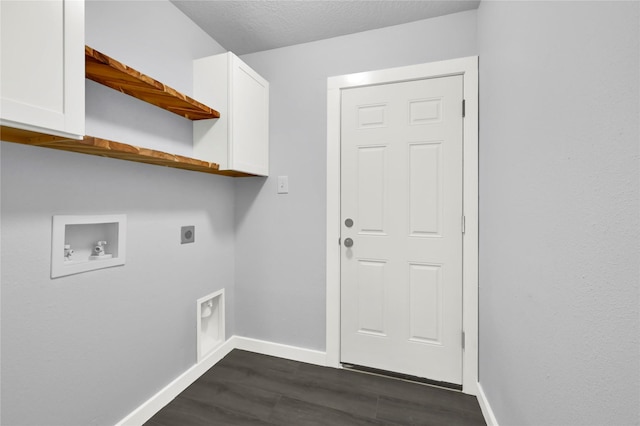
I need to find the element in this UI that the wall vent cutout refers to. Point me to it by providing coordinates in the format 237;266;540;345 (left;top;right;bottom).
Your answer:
197;289;225;362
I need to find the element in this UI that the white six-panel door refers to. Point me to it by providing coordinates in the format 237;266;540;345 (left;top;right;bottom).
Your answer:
340;75;464;384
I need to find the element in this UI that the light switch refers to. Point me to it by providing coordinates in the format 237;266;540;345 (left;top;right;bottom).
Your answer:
277;176;289;194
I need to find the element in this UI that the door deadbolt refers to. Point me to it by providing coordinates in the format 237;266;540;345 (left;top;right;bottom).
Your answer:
344;238;354;248
345;218;354;228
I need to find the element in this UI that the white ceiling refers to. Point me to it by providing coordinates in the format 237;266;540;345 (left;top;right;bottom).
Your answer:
171;1;480;55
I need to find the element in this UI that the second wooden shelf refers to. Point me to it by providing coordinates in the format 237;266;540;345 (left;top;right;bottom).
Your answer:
85;46;220;120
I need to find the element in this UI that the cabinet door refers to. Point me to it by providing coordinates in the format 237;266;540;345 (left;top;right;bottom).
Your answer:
0;0;84;139
229;57;269;176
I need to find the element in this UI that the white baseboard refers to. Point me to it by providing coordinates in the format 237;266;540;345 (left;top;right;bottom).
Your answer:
476;382;499;426
231;335;327;366
115;339;235;426
115;336;327;426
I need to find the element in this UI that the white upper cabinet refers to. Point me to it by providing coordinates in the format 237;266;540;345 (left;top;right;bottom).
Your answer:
0;0;84;139
193;52;269;176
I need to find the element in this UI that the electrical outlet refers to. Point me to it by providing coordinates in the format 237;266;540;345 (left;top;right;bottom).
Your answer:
181;226;195;244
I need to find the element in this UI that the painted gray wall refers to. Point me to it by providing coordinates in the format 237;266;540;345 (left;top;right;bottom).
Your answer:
236;10;478;350
0;2;234;425
477;1;639;425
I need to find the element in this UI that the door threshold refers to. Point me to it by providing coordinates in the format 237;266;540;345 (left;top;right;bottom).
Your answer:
341;363;463;392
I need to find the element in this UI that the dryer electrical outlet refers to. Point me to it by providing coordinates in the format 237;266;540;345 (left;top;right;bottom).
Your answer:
181;226;195;244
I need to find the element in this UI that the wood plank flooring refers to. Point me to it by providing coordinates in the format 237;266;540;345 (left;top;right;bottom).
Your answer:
145;350;486;426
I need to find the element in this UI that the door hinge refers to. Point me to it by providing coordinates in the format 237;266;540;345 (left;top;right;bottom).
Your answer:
462;99;466;118
462;331;466;349
338;237;341;246
461;216;466;234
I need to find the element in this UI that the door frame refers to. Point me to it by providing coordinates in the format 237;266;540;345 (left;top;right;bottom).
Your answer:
325;56;479;395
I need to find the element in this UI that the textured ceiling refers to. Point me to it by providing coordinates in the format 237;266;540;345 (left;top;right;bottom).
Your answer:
171;1;480;55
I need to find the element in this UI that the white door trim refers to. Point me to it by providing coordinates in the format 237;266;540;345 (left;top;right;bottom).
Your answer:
326;56;479;395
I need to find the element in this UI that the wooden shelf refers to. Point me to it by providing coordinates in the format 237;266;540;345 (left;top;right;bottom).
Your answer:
85;46;220;120
0;47;258;177
0;127;255;177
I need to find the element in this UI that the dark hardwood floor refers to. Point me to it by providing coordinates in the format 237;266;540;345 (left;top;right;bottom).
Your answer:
145;349;486;426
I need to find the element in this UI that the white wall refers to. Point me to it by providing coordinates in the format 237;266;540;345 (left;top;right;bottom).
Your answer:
477;1;639;425
0;2;234;425
236;10;478;350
